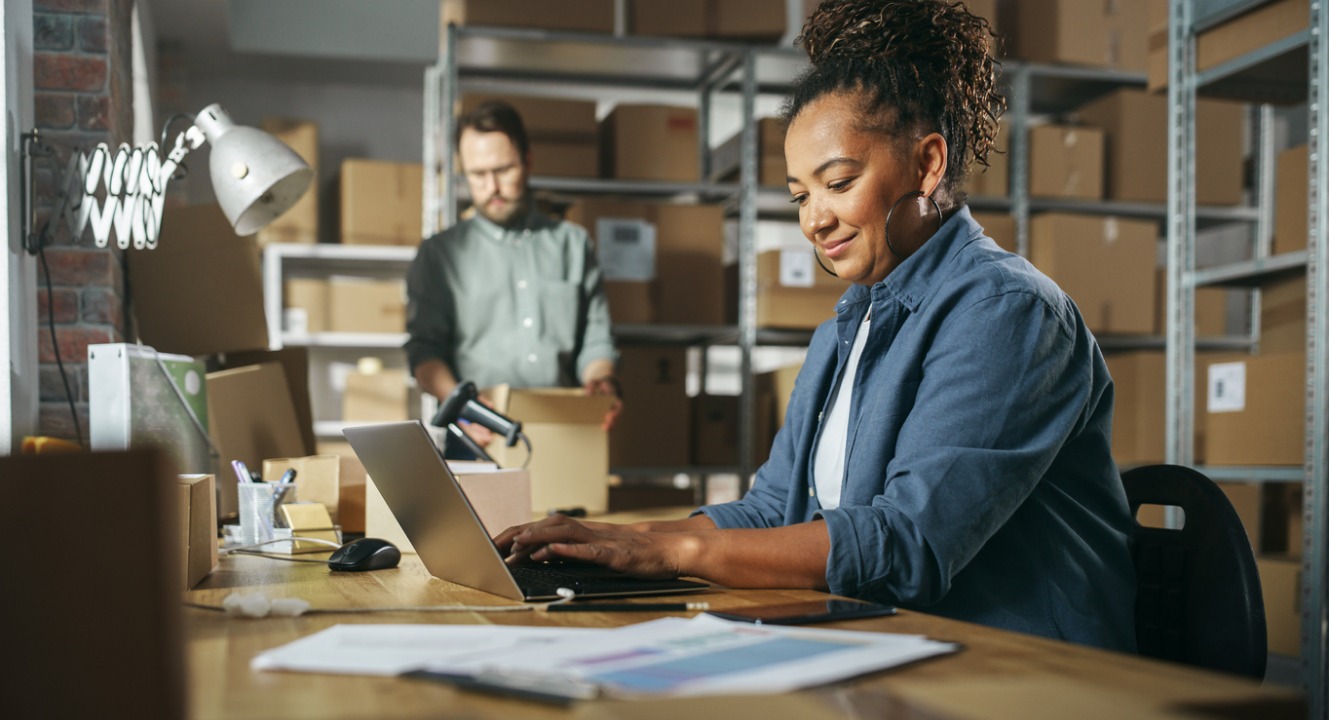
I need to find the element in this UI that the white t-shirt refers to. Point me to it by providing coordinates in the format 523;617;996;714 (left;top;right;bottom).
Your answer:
812;309;872;509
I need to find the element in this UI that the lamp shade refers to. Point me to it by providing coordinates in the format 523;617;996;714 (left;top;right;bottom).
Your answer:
193;104;314;236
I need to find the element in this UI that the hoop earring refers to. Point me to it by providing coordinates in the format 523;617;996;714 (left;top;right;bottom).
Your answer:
813;246;838;277
884;190;943;260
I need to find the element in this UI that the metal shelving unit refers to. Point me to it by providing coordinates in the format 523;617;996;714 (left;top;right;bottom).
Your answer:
1165;0;1326;705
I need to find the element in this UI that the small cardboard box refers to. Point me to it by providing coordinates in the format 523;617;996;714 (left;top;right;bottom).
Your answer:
177;474;218;590
971;211;1016;253
257;117;318;246
738;249;847;330
603;280;655;324
1154;269;1230;337
461;94;599;178
1149;0;1308;92
1003;0;1149;71
1259;274;1307;355
441;0;615;33
1261;482;1305;556
599;104;699;182
1204;352;1306;465
262;455;341;524
962;121;1009;199
327;277;406;334
1074;88;1245;205
610;346;691;468
1275;145;1308;254
316;440;368;534
366;463;533;552
711;117;789;187
1256;555;1304;656
486;386;615;514
342;368;412;422
1029;125;1104;200
1028;213;1158;335
283;278;330;334
339;159;423;246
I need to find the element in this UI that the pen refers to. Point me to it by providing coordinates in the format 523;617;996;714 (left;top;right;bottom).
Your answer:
231;459;257;485
546;602;709;613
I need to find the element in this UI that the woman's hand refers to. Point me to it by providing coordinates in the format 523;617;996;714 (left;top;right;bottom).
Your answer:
493;514;700;580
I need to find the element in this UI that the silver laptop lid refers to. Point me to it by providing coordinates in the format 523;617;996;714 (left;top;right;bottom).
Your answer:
342;421;525;601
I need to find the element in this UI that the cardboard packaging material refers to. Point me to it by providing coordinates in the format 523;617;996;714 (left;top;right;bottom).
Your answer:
1028;124;1105;200
339;159;423;246
971;211;1017;253
631;0;785;40
206;362;308;519
604;280;655;324
327;277;406;334
177;474;218;590
1028;213;1158;335
316;440;368;534
690;393;774;468
1220;482;1263;552
1003;0;1149;71
366;463;533;552
1261;482;1305;556
262;455;341;524
1259;274;1307;355
1148;0;1308;92
610;346;691;468
217;348;318;457
485;385;614;514
441;0;615;33
600;104;700;182
763;362;803;433
963;121;1009;198
1204;352;1305;465
460;94;599;179
1074;89;1245;205
1256;555;1303;656
127;204;270;356
1275;145;1308;254
711;117;789;187
736;249;847;330
1154;269;1231;337
284;278;330;334
342;368;413;422
257;117;318;246
1105;350;1214;466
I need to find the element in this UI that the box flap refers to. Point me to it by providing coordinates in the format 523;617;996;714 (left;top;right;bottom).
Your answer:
489;385;614;425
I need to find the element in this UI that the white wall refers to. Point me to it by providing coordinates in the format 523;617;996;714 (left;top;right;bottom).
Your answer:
2;0;38;452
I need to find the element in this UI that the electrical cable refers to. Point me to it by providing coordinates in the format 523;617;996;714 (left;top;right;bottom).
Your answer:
183;588;579;618
37;244;84;448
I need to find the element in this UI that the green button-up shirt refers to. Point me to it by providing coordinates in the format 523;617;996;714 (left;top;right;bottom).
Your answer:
405;209;616;389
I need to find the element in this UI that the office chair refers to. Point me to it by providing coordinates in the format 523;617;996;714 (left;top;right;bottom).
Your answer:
1122;464;1267;678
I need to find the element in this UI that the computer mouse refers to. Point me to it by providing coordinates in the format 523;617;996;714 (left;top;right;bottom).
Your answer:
327;537;401;572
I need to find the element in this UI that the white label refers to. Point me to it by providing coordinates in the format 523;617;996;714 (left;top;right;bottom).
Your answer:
283;307;309;335
596;218;656;281
1104;217;1119;244
1207;362;1246;413
779;250;815;287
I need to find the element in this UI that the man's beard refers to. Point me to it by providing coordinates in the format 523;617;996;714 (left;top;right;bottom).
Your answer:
477;191;529;228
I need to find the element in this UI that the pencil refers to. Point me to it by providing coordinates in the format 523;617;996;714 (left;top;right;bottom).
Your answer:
546;602;709;613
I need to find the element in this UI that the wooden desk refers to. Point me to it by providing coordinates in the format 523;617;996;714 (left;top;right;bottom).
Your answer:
185;523;1304;719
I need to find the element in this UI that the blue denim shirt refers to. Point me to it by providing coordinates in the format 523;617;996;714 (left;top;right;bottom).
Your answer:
700;207;1137;652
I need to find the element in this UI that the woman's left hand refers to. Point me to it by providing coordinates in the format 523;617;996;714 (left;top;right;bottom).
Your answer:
499;514;698;580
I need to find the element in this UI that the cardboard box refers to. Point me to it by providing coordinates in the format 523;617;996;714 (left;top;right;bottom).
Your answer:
1259;274;1307;355
1220;481;1263;552
1074;89;1245;205
283;277;329;334
528;139;599;178
1256;555;1303;656
1275;144;1308;254
257;117;318;247
744;249;848;330
1261;482;1305;556
604;280;655;324
486;386;615;514
343;368;411;422
339;159;423;246
460;94;599;178
440;0;615;33
1154;269;1230;337
205;362;308;519
1106;350;1216;466
610;346;691;468
690;393;774;468
971;211;1016;253
1003;0;1149;71
711;117;789;188
600;104;700;182
565;200;727;325
1029;125;1105;200
1148;0;1309;92
327;277;406;334
366;463;533;552
1204;352;1305;465
262;455;341;523
631;0;785;40
177;474;218;590
763;362;802;432
1028;214;1159;334
963;121;1009;198
126;204;270;356
316;440;368;534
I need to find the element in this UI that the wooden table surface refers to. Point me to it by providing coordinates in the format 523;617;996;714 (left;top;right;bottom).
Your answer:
184;510;1306;720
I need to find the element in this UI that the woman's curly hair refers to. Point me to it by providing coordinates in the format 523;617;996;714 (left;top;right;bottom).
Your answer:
786;1;1005;206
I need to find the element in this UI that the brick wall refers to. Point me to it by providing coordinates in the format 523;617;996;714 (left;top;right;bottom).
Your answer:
32;0;133;442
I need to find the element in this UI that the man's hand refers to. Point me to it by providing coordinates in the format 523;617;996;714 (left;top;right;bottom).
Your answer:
583;375;623;431
494;514;699;580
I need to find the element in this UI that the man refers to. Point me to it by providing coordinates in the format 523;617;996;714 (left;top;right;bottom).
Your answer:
405;100;620;452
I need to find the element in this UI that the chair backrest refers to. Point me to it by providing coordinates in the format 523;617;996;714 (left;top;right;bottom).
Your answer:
1122;464;1267;678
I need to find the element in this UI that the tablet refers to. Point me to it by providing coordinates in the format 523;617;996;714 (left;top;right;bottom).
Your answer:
706;598;896;625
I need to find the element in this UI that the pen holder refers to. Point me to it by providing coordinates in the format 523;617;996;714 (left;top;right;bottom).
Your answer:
236;482;296;546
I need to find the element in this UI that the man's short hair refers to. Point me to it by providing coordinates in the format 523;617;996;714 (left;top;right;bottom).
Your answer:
456;100;530;159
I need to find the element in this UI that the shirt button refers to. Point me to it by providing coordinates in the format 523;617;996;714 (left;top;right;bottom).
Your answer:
809;487;815;497
527;353;538;363
517;280;528;290
523;317;533;328
522;229;531;237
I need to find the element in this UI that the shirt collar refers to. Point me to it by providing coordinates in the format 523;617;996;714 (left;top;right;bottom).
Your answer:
837;205;983;315
470;206;547;242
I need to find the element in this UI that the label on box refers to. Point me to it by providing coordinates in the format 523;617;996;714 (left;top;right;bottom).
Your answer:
779;250;815;287
596;218;656;281
1208;361;1246;413
283;308;309;335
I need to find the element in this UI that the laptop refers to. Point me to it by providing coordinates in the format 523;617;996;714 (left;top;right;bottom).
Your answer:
343;420;709;602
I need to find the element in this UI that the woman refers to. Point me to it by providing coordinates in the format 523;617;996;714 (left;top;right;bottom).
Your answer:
496;0;1136;652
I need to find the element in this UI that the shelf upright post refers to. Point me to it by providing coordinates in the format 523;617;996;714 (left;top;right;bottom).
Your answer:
737;48;760;491
441;23;460;231
1165;0;1198;471
1300;0;1327;705
1249;104;1275;351
1007;65;1031;258
423;61;443;238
